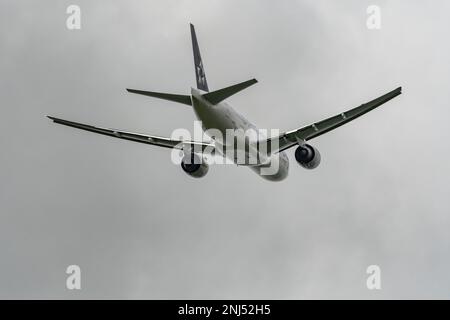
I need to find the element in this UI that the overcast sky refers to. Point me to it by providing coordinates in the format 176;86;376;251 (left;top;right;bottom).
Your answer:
1;0;450;299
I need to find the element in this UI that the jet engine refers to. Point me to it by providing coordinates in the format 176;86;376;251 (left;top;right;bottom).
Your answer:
295;144;321;169
181;153;209;178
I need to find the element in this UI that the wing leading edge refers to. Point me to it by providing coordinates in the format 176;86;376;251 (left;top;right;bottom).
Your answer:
47;116;214;151
267;87;402;153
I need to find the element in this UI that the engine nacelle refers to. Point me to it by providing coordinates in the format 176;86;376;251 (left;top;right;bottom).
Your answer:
181;153;209;178
295;144;321;169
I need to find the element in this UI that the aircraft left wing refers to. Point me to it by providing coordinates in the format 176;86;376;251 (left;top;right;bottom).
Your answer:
47;116;214;151
266;87;402;153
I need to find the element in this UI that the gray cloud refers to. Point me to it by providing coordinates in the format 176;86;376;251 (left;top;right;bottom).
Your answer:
1;0;450;299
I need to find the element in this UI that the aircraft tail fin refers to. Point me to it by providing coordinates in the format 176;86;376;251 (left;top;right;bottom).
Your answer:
202;79;258;105
126;88;192;106
190;23;209;92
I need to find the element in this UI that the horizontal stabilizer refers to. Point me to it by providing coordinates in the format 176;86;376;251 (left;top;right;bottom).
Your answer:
126;88;192;106
190;23;209;92
202;78;258;105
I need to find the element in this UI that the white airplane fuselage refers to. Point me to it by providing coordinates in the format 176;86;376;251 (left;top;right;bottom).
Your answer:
191;88;289;181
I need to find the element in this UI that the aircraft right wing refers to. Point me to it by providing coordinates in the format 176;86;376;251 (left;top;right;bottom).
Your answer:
266;87;402;153
47;116;214;152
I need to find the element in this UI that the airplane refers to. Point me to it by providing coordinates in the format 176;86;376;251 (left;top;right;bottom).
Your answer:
48;23;402;181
